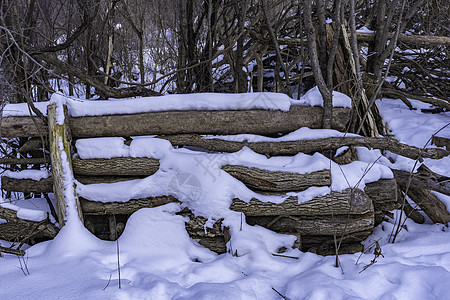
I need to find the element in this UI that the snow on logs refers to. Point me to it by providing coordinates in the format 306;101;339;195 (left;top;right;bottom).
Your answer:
1;105;351;138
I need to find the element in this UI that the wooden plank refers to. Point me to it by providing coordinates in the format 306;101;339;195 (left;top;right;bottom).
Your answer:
72;157;160;176
230;189;373;216
222;165;331;192
48;103;84;226
1;106;351;138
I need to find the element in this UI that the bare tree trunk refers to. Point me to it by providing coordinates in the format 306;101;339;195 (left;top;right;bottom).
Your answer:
304;0;332;129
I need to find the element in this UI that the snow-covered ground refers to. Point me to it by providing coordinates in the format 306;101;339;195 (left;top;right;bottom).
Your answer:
0;94;449;300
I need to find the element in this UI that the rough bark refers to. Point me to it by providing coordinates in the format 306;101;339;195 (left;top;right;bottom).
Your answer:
393;168;450;197
1;116;47;138
1;176;53;193
221;165;331;192
159;134;449;160
396;186;425;224
79;196;179;215
245;213;373;236
0;206;59;242
403;186;450;224
1;106;351;138
18;137;46;152
72;157;160;176
364;178;399;225
230;189;373;216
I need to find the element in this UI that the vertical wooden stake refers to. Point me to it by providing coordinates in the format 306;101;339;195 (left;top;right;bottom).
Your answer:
48;103;84;227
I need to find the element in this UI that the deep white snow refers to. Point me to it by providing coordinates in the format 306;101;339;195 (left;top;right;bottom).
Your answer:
0;91;449;300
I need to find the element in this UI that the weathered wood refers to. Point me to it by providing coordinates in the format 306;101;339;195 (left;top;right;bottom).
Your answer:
79;196;179;215
0;116;47;138
18;137;46;152
230;189;374;216
160;134;449;160
48;103;84;226
75;175;146;184
1;106;351;138
432;135;450;150
0;157;50;165
1;176;53;193
396;186;425;224
333;146;358;165
364;178;399;225
393;168;450;197
0;206;59;242
245;213;374;235
72;157;160;176
221;165;331;192
404;186;450;224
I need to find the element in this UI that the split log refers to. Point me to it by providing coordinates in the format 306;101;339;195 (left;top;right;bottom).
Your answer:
48;103;83;226
221;165;331;192
1;106;351;138
393;167;450;197
80;196;179;215
396;186;425;224
364;178;399;225
72;157;160;176
1;176;53;194
159;134;449;160
230;189;374;216
403;186;450;224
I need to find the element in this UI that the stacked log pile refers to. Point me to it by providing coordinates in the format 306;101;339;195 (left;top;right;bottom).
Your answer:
1;102;449;256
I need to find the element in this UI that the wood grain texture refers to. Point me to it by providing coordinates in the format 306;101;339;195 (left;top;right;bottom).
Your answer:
230;189;374;216
1;176;53;193
80;196;179;215
222;165;331;192
1;106;351;138
72;157;160;176
48;104;84;226
160;134;448;159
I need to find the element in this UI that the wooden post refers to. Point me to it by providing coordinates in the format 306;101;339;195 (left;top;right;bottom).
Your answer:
48;103;84;227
